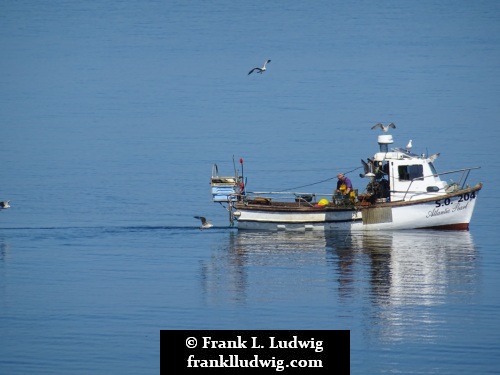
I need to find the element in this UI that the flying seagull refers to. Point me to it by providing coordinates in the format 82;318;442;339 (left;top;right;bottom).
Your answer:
0;200;10;209
194;216;213;229
248;59;271;75
429;152;440;162
371;122;396;132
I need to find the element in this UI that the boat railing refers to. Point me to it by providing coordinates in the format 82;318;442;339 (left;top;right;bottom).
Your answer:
401;166;481;201
229;166;480;204
242;191;335;207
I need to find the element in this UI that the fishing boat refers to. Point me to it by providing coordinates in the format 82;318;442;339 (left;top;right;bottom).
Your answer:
210;126;482;231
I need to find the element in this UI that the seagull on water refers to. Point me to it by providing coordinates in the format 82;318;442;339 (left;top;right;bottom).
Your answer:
0;201;10;209
371;122;396;132
248;59;271;75
194;216;213;229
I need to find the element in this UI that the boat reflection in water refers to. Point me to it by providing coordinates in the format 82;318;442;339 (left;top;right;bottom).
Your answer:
333;230;478;299
200;230;330;305
201;229;477;335
343;230;478;341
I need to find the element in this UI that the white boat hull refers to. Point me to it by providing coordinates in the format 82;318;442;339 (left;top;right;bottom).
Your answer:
234;184;481;231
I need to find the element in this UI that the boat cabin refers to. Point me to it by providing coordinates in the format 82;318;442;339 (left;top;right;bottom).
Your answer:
365;135;448;203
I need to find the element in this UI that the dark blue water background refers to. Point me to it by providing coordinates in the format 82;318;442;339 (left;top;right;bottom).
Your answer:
1;1;499;374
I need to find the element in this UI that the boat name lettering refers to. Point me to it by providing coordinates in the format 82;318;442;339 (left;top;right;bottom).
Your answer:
427;200;470;218
427;206;451;218
451;201;469;212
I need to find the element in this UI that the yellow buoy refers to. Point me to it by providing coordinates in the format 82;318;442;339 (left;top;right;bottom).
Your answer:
318;198;329;206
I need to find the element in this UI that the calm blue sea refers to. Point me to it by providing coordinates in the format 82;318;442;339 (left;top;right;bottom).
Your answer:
1;1;499;374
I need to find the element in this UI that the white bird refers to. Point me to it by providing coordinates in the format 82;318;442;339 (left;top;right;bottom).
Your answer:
248;59;271;75
360;159;375;177
406;139;413;151
429;152;440;162
371;122;396;132
0;200;10;209
194;216;213;229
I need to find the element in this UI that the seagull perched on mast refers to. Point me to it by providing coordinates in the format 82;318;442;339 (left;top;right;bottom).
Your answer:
248;59;271;75
371;122;396;132
194;216;213;229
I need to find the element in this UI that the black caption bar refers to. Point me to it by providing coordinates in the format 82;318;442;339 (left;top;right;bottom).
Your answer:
160;330;350;374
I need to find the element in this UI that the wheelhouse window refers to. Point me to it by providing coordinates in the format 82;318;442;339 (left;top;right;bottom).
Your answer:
429;162;438;176
398;165;423;181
